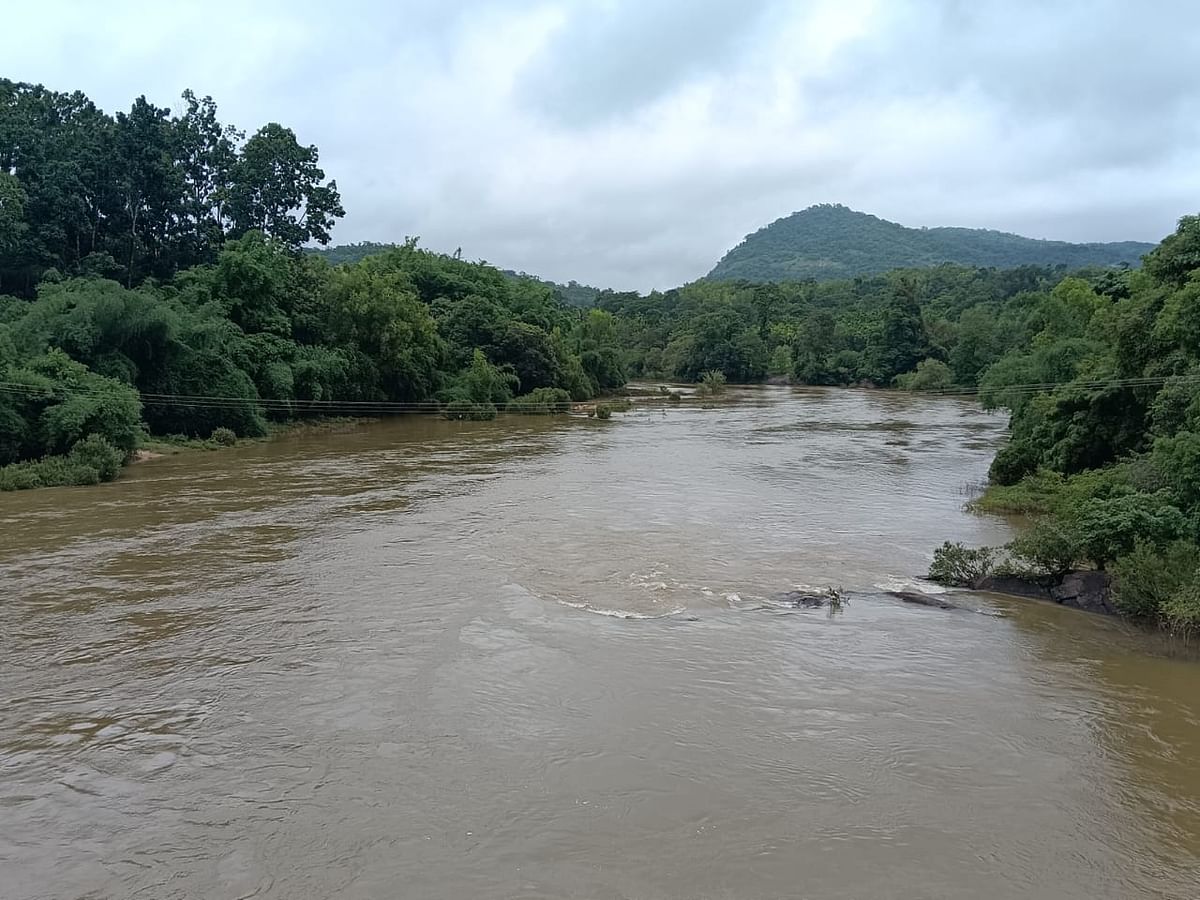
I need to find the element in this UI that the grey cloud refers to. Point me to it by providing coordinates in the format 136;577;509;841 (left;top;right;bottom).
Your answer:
3;0;1199;289
515;0;777;126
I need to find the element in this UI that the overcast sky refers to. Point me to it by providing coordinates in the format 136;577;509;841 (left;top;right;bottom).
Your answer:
5;0;1199;289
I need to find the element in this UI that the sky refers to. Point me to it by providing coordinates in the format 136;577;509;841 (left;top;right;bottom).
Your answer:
4;0;1199;290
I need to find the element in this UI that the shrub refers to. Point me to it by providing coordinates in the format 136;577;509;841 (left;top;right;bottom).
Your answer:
0;464;44;491
211;427;238;446
508;387;572;415
595;404;613;420
1005;518;1082;577
928;541;996;586
1111;541;1200;620
0;438;126;491
697;370;727;396
1071;493;1187;569
442;399;497;421
989;439;1041;486
895;358;953;392
1162;575;1200;638
68;434;125;481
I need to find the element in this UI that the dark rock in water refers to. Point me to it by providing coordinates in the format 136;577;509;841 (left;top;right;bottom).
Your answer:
1053;571;1117;615
770;590;831;608
974;571;1117;617
888;591;963;610
972;574;1054;602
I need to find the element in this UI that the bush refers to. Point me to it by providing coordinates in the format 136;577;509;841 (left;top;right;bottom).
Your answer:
442;399;497;421
508;387;572;415
595;404;613;420
697;370;727;396
210;426;238;446
0;439;125;491
0;464;44;491
68;434;125;481
1071;493;1187;569
989;439;1042;486
928;541;996;586
895;358;953;392
1005;517;1082;577
1110;541;1200;620
1162;576;1200;638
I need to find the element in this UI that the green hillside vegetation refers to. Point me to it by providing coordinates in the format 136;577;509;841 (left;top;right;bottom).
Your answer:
708;204;1154;283
310;243;602;308
0;80;625;491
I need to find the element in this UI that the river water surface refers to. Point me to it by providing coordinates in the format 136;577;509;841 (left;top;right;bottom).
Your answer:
2;386;1198;899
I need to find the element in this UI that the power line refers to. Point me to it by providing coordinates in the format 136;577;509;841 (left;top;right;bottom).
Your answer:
0;372;1195;413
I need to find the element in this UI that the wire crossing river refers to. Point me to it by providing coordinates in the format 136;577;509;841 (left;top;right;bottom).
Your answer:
1;386;1198;899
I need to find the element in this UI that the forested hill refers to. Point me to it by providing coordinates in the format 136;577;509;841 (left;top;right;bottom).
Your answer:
707;204;1155;282
309;243;602;307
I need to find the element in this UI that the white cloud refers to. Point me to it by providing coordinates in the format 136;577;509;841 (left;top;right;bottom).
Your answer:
3;0;1198;289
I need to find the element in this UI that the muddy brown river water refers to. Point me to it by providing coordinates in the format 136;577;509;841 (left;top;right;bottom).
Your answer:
1;386;1198;899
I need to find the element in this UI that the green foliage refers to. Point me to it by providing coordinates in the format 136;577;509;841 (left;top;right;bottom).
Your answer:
0;434;125;491
896;358;953;391
928;541;996;587
509;387;572;414
1143;214;1200;287
697;369;728;395
211;426;237;446
1110;541;1200;620
0;78;342;294
1070;493;1187;569
988;438;1042;486
1005;519;1082;578
708;204;1152;283
0;114;625;484
594;404;613;420
442;399;497;421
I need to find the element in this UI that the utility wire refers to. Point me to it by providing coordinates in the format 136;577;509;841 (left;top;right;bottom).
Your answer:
0;372;1195;412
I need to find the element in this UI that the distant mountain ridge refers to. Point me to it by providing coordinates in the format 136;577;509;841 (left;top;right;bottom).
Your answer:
707;204;1155;283
307;242;601;307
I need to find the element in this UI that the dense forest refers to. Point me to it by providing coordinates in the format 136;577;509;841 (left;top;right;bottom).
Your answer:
310;243;602;308
0;81;626;489
708;204;1154;282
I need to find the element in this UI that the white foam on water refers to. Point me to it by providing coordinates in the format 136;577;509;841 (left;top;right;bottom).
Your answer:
555;599;685;620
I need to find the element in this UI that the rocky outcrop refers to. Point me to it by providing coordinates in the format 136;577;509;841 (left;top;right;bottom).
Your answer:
973;570;1116;616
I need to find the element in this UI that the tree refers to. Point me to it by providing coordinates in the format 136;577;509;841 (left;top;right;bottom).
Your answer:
227;123;343;248
174;90;242;266
113;96;183;284
1144;214;1200;287
868;276;929;381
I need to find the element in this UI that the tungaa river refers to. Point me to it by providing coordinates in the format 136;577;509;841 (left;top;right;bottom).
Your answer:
1;386;1198;899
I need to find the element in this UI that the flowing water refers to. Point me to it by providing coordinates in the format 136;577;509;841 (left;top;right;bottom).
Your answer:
1;386;1198;899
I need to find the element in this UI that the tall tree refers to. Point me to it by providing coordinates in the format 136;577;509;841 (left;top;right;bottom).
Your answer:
173;90;242;267
113;96;182;284
227;124;343;248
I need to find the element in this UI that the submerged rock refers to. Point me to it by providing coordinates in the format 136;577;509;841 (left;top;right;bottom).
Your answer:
889;590;963;610
886;590;1004;616
769;590;831;608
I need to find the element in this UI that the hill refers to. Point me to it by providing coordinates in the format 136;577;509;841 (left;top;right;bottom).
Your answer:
308;243;601;307
707;204;1155;282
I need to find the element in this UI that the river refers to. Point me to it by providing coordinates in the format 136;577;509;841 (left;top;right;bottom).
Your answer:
1;386;1198;899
